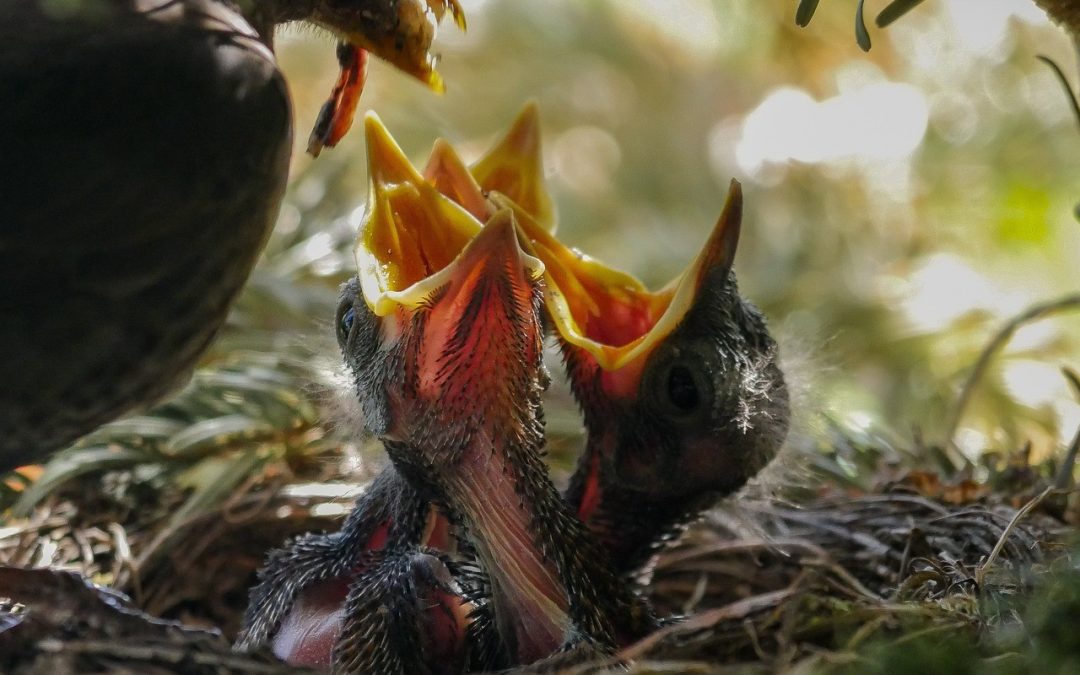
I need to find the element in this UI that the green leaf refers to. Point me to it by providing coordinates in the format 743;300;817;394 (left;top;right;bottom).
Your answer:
12;445;150;516
196;371;314;426
855;0;872;51
1036;54;1080;133
795;0;821;27
995;183;1050;245
162;415;277;460
169;448;269;526
876;0;926;28
1064;367;1080;402
76;416;184;450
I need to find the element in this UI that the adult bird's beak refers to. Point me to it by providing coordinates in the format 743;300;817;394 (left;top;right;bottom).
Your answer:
306;0;466;155
317;0;464;92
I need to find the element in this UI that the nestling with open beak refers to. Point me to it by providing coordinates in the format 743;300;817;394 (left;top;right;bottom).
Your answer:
241;107;787;671
556;183;791;571
341;115;656;667
238;117;477;673
242;114;655;672
423;105;791;572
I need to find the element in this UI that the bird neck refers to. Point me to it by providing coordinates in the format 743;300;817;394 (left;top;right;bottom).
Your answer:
444;432;574;663
386;399;654;664
230;0;315;48
438;425;655;662
567;427;716;574
561;345;717;572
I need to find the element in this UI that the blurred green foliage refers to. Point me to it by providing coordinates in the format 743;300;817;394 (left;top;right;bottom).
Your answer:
828;546;1080;675
253;0;1078;468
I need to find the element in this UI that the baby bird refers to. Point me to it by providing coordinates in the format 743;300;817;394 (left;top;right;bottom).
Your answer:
424;105;791;572
241;107;788;671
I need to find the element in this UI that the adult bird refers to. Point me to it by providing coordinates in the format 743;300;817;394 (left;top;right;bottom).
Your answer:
0;0;462;471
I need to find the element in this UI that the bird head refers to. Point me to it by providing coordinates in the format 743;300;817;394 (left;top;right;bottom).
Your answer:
554;184;790;502
337;113;547;493
419;105;790;504
299;0;464;90
252;0;465;154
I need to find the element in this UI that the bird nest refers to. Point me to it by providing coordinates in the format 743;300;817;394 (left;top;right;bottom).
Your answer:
0;438;1073;673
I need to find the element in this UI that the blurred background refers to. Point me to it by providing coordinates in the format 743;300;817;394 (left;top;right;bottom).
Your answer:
242;0;1078;474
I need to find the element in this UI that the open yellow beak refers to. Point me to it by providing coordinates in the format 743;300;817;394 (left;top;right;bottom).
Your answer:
467;102;556;232
355;113;541;317
421;102;556;234
357;106;742;374
496;181;742;371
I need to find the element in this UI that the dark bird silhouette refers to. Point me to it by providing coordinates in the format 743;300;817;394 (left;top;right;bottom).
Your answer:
0;0;461;471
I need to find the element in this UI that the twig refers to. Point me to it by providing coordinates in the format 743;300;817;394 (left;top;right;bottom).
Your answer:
37;639;293;673
616;589;795;661
802;557;884;601
1056;369;1080;488
843;614;890;650
943;294;1080;465
975;486;1053;587
1053;423;1080;489
1036;54;1080;133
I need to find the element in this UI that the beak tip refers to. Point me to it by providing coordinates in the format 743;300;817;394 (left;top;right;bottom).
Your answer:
363;113;423;185
728;178;743;214
363;112;391;163
427;71;447;94
453;210;545;281
473;210;521;257
362;110;383;134
520;99;541;123
506;102;542;153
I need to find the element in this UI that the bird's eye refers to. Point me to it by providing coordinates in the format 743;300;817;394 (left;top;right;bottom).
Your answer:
336;299;357;347
644;348;715;422
341;306;356;336
665;364;700;412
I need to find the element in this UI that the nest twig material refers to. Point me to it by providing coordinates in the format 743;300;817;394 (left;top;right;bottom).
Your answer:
650;490;1049;612
0;567;298;674
1;458;1068;673
614;488;1060;671
0;479;357;638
